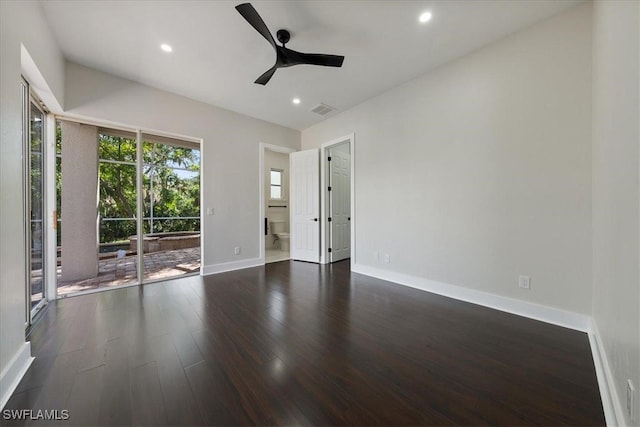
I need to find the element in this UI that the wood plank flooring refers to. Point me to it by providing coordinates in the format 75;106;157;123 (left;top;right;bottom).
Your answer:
2;260;605;426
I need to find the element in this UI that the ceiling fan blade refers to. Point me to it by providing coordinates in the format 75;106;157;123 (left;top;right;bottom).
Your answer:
295;52;345;68
235;3;276;49
255;65;278;85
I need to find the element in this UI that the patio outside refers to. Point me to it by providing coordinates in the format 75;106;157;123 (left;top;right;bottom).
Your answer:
57;247;201;295
55;123;200;297
30;247;201;301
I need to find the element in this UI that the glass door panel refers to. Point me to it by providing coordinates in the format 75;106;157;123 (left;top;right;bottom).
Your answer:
97;133;138;289
55;125;140;296
141;136;201;282
29;99;47;317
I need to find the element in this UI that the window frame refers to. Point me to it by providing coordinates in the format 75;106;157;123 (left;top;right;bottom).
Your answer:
270;168;285;201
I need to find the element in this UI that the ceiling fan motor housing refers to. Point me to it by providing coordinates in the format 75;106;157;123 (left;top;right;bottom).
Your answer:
276;29;290;46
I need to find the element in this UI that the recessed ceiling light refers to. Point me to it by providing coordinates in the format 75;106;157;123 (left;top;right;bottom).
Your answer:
160;43;173;53
292;98;301;105
419;11;432;23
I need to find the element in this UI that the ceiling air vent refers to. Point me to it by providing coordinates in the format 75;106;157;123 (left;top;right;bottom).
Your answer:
311;103;337;116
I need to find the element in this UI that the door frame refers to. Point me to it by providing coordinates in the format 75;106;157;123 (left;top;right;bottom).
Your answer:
258;142;297;265
22;82;49;324
320;133;355;265
44;114;57;306
51;115;203;297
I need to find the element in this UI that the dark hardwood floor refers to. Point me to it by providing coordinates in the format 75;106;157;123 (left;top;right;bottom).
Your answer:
2;260;605;426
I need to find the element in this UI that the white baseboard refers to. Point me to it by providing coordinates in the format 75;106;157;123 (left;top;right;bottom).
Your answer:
0;342;33;410
202;257;263;276
351;263;592;332
589;322;625;427
351;264;629;426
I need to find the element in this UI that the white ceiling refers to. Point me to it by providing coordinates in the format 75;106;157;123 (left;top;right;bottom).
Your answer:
40;0;581;130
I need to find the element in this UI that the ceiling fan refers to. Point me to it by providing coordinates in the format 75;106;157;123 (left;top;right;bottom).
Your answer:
235;3;345;85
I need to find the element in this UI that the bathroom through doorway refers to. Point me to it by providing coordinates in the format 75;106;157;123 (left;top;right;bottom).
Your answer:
259;143;296;264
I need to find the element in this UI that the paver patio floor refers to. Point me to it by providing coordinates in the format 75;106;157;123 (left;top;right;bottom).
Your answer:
55;247;200;296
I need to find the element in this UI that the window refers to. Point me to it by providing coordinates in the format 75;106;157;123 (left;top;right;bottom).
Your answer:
270;169;283;200
141;139;200;235
97;132;138;246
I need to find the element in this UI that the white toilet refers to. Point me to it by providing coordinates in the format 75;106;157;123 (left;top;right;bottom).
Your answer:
270;220;290;251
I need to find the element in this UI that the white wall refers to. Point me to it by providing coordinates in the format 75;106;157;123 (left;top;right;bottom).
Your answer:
64;63;300;271
265;150;289;249
0;0;65;407
592;0;640;425
302;4;593;315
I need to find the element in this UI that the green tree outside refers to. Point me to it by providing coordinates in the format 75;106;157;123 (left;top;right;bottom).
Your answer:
56;124;200;248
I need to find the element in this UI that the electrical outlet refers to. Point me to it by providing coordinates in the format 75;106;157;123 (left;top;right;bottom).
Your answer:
384;254;390;264
206;207;214;216
234;246;241;255
628;379;636;420
518;275;530;290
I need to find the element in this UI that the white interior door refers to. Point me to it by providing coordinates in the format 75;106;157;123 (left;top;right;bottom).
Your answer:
329;149;350;262
290;149;320;262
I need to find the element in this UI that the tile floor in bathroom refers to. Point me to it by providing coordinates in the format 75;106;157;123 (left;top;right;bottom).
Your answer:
265;248;290;263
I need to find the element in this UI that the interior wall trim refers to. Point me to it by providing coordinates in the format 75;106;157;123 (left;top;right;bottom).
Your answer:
350;264;632;424
258;142;297;266
351;263;592;332
202;257;263;276
0;342;33;410
589;322;625;427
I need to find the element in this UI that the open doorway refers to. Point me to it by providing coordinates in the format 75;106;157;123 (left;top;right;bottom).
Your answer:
55;121;202;296
259;143;296;264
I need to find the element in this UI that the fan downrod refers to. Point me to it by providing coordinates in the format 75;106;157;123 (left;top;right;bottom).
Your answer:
276;29;290;46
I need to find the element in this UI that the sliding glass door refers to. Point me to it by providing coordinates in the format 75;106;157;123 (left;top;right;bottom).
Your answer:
54;124;201;297
141;135;201;282
97;131;139;288
23;79;48;323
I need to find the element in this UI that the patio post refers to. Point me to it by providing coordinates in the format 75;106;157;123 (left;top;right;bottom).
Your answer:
60;121;99;281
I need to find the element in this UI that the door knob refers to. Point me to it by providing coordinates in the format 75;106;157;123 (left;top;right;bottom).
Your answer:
313;218;318;221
